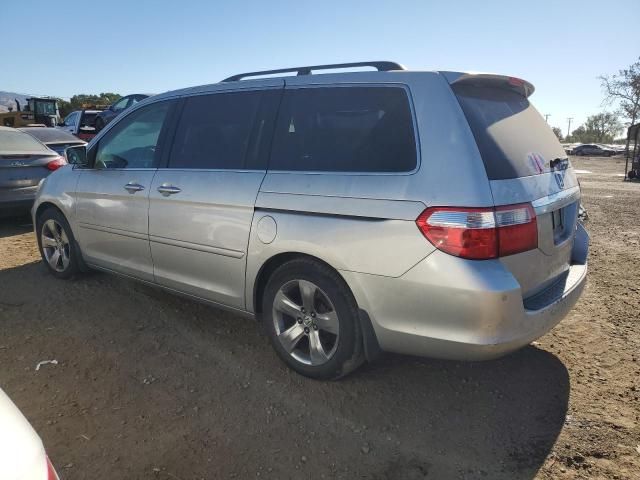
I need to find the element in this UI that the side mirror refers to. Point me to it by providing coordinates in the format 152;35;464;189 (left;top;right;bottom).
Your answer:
66;145;89;167
58;121;66;127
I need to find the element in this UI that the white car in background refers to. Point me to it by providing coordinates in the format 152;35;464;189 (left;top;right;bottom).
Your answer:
0;388;60;479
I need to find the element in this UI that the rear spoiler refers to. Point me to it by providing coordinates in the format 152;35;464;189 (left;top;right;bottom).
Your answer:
441;71;535;98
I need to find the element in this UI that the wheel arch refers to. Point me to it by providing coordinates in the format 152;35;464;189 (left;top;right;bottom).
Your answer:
252;252;351;316
252;251;381;365
34;201;65;223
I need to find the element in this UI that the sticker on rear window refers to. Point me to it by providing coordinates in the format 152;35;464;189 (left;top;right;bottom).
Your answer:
527;152;547;174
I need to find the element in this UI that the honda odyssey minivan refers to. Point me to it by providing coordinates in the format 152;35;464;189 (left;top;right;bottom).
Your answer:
33;61;588;379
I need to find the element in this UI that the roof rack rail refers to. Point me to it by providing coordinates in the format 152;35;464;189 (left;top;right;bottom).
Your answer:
221;61;405;82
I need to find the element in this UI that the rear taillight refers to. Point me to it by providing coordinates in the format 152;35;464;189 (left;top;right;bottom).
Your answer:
416;203;537;260
46;156;67;171
46;456;60;480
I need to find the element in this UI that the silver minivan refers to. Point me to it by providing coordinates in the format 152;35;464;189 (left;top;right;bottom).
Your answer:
33;62;588;379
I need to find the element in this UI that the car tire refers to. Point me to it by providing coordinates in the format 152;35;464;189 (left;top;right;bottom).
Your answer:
95;117;104;132
262;258;364;380
36;208;82;280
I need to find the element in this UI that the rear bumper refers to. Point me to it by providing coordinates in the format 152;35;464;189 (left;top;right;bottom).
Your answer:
342;224;589;361
0;199;35;215
0;186;38;213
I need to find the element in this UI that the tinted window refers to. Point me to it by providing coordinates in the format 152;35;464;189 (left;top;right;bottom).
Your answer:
269;87;416;172
79;112;98;128
95;101;170;169
453;85;566;180
169;91;262;169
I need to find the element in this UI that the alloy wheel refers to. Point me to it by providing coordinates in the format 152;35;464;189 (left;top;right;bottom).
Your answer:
41;219;71;272
272;279;339;366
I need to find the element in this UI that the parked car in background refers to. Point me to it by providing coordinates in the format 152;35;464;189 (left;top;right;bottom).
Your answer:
18;127;86;159
94;94;151;131
58;109;102;141
572;144;616;156
34;62;588;379
0;388;60;479
0;126;66;214
562;143;581;155
607;144;626;155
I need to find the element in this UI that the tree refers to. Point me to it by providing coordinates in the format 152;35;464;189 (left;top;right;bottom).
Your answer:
567;113;623;143
552;126;563;141
566;126;586;143
58;93;121;117
583;112;623;142
599;57;640;127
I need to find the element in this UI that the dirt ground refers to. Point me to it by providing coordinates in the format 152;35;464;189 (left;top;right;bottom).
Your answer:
0;156;638;480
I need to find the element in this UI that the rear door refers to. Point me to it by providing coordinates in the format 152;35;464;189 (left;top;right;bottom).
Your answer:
148;85;282;309
0;129;58;205
74;99;175;280
452;78;580;297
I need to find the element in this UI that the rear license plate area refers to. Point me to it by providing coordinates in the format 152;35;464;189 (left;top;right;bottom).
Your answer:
551;206;572;245
551;208;564;234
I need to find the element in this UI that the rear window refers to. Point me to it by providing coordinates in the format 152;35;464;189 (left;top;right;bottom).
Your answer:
80;113;99;128
453;85;566;180
269;86;416;172
0;129;49;152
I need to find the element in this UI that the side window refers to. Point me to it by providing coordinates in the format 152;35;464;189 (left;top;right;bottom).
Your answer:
65;113;77;126
270;86;417;172
111;97;130;112
94;101;171;169
168;90;263;170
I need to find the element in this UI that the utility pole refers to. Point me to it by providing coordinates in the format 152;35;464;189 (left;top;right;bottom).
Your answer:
545;114;551;123
567;117;573;137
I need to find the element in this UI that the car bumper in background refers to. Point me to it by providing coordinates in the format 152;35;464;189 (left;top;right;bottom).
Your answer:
0;188;38;215
342;224;589;361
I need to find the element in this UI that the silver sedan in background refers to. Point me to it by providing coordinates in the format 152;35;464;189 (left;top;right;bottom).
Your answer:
0;126;66;215
18;127;86;160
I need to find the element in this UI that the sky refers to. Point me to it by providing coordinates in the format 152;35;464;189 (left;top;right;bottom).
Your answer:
2;0;638;136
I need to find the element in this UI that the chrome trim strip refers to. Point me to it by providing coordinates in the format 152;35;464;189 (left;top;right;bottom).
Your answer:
79;222;245;258
532;186;580;215
149;235;245;258
78;222;148;241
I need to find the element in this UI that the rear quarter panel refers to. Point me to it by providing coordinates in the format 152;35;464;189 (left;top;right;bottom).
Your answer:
245;72;495;312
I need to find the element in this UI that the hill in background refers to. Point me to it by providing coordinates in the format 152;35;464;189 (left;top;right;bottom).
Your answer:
0;91;31;112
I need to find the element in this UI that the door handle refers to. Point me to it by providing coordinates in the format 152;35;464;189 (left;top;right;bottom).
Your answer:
157;184;182;196
124;182;145;193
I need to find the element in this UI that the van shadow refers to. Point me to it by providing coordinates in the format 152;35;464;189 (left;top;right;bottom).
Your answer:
0;260;569;480
338;347;569;479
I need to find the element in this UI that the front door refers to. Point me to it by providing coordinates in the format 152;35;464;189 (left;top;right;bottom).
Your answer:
148;86;281;309
75;100;174;281
63;112;77;134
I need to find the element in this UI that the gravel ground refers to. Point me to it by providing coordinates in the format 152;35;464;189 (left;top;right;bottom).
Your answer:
0;156;638;480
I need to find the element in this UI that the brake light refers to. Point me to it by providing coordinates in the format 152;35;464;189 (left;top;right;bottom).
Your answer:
46;456;60;480
416;204;537;260
46;156;67;171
